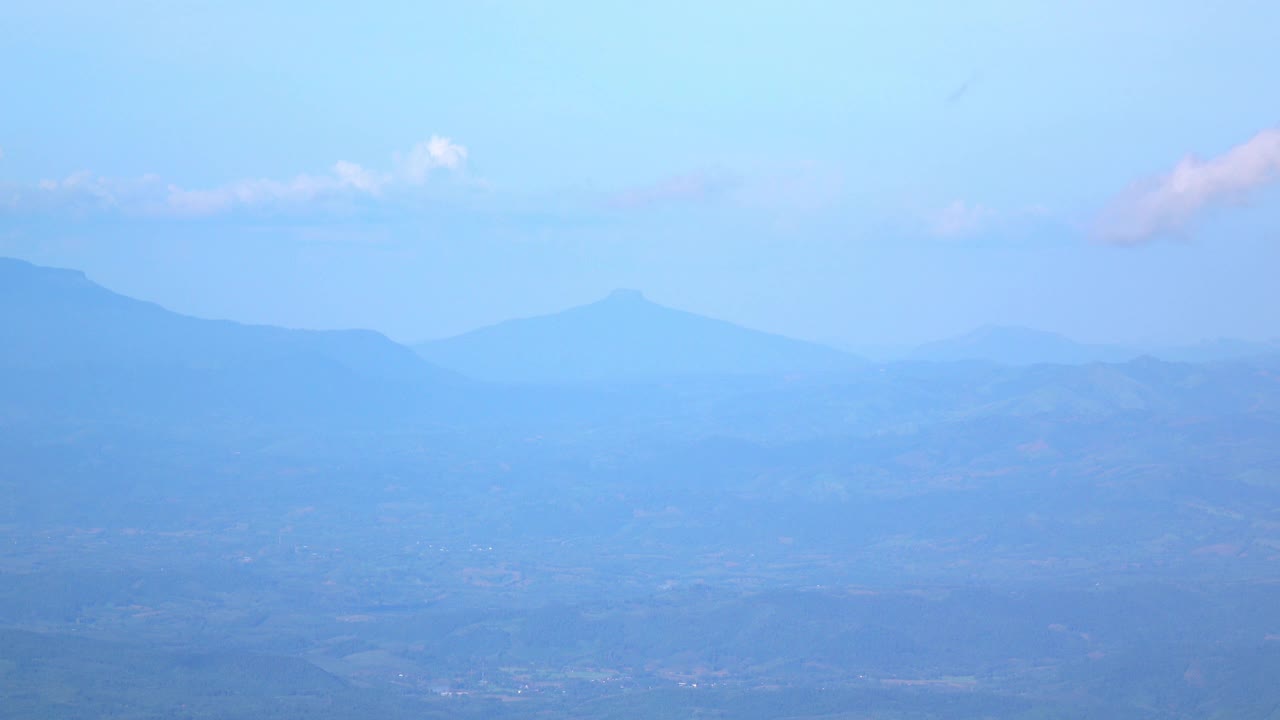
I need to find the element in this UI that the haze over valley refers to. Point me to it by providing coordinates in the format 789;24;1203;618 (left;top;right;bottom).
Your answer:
3;257;1280;718
4;2;1280;718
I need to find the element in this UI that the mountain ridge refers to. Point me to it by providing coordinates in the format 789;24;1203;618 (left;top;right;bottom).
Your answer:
0;256;461;425
415;289;865;383
903;323;1279;366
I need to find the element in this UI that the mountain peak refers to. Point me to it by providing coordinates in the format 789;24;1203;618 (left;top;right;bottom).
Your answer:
604;288;647;303
416;292;862;383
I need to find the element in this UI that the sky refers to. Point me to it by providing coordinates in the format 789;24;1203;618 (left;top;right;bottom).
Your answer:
2;0;1279;348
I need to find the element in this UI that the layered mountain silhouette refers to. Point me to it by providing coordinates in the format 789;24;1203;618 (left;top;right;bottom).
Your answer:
415;289;864;383
0;257;456;424
907;325;1137;365
907;324;1279;366
6;254;1272;433
1152;337;1280;363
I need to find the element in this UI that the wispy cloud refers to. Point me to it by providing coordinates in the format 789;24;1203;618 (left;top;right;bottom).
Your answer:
17;172;167;214
5;135;468;218
604;164;843;215
931;200;996;238
166;165;383;216
333;160;388;193
924;200;1053;240
397;136;468;183
607;171;737;210
1096;127;1280;245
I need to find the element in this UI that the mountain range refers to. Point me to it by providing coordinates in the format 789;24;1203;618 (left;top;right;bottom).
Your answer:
903;324;1278;366
9;256;1275;398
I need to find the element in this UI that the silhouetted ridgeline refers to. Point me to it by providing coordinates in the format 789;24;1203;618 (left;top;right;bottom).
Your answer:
414;288;865;383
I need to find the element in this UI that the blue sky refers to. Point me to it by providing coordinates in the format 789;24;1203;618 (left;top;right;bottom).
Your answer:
2;1;1279;347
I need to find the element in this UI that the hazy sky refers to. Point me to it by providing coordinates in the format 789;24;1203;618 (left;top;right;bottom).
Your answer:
2;1;1279;347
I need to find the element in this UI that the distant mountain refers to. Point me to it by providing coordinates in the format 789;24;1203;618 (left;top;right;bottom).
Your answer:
1152;337;1280;363
415;289;863;383
907;325;1279;366
0;257;458;424
907;325;1136;365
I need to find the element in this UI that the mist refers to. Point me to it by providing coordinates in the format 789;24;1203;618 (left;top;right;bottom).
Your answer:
3;3;1280;720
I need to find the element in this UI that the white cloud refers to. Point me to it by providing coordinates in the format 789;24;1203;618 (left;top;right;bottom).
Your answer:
1097;127;1280;245
166;176;315;216
931;200;996;238
29;171;165;212
6;137;467;218
398;136;468;184
332;160;389;194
